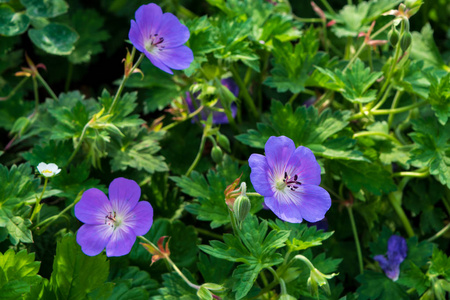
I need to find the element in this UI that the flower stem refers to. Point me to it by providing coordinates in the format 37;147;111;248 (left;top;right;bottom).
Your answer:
347;206;364;274
185;128;207;176
32;77;39;113
427;222;450;242
161;105;204;132
138;236;201;290
319;0;336;14
108;50;145;114
230;65;258;119
353;131;402;145
288;93;300;105
66;123;89;166
33;194;81;231
35;72;58;102
350;101;427;120
392;168;429;178
0;77;29;101
246;192;263;197
387;192;414;237
194;227;223;240
65;61;73;92
30;177;48;222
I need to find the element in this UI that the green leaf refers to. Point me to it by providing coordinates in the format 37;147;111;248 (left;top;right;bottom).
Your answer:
197;253;234;285
268;219;334;251
408;118;450;188
264;28;326;93
98;90;144;128
236;100;351;149
429;248;450;280
332;160;397;196
0;163;38;244
28;23;78;55
396;261;429;296
67;9;109;64
356;270;408;300
108;128;168;175
50;234;110;299
329;3;370;37
106;266;158;300
21;0;68;18
199;215;288;299
0;5;30;36
0;249;42;299
427;72;450;125
317;59;382;103
22;140;72;168
410;24;448;70
173;155;259;228
130;219;198;269
153;271;198;300
394;60;432;99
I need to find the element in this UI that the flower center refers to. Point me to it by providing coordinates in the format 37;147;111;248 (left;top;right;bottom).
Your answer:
145;33;165;53
105;211;122;228
276;172;302;192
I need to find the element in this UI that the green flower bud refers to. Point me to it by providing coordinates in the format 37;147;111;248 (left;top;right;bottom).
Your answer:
233;194;251;223
400;32;412;52
388;28;400;46
211;146;223;164
217;133;231;152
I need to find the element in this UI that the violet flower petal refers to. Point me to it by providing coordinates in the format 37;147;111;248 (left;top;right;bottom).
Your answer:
290;184;331;222
152;45;194;70
264;195;303;223
108;178;141;216
374;255;389;270
129;20;145;53
285;146;322;185
134;3;162;40
248;153;275;197
387;235;407;265
147;54;173;74
264;136;295;174
76;224;113;256
74;188;113;225
158;13;190;48
106;225;137;257
124;201;154;236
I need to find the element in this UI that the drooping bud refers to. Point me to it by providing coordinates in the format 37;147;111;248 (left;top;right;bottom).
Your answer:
388;27;400;46
295;255;338;297
233;194;251;223
211;146;223;164
400;32;412;52
217;133;231;152
233;182;251;223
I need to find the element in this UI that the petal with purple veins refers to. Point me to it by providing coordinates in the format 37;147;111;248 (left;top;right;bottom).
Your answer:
76;223;113;256
286;184;331;222
249;154;275;197
264;136;295;175
108;177;141;215
124;201;154;236
146;52;173;74
285;146;322;185
135;3;163;40
105;225;136;257
158;13;190;48
129;20;146;53
152;45;193;71
264;194;303;223
75;188;113;225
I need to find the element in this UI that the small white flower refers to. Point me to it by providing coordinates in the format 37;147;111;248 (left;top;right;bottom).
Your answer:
37;162;61;178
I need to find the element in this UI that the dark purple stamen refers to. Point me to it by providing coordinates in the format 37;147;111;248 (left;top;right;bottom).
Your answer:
283;172;301;191
148;34;165;51
104;211;116;228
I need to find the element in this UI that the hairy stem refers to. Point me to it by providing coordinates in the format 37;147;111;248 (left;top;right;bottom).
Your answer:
347;206;364;274
388;192;414;237
185;128;207;176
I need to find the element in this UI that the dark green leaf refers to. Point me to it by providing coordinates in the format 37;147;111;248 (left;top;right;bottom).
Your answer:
410;24;447;70
427;72;450;125
152;271;198;300
236;100;350;149
0;5;30;36
356;270;408;300
21;0;68;18
28;23;78;55
49;234;110;299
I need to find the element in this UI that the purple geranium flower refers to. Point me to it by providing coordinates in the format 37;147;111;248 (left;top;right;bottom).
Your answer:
128;3;193;74
248;136;331;223
75;178;153;257
374;235;407;281
186;78;239;124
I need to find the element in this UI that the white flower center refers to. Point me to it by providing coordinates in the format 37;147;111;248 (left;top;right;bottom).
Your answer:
276;172;302;192
145;33;165;53
105;211;123;228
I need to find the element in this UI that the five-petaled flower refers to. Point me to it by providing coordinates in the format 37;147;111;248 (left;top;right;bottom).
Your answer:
248;136;331;223
128;3;193;74
75;178;153;257
37;162;61;178
374;235;407;281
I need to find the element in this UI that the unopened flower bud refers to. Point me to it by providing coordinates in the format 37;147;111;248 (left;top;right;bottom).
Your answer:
400;32;412;52
295;255;338;297
217;133;231;152
211;146;223;164
388;27;399;46
233;194;251;223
